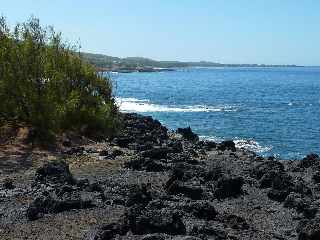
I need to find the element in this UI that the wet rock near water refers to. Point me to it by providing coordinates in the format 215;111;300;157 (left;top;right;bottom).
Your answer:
297;154;320;169
217;140;236;152
176;127;199;142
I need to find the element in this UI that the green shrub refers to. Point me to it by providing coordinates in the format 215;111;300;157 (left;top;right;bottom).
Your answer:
0;16;118;141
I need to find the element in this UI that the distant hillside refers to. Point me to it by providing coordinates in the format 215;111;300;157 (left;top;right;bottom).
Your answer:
81;52;300;71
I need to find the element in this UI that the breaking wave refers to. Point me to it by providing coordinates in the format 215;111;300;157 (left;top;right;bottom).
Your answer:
115;97;238;113
200;135;272;154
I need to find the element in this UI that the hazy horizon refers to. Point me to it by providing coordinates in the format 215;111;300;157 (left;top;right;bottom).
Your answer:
2;0;320;66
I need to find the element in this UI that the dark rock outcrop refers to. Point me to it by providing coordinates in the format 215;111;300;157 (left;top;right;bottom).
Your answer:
214;175;244;199
184;201;218;220
131;209;186;235
251;160;285;180
297;153;320;169
165;180;204;200
224;214;249;230
3;178;15;189
176;127;199;141
26;191;94;220
35;160;75;184
297;217;320;240
217;140;236;152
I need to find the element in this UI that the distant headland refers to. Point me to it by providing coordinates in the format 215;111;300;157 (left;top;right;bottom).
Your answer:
82;52;302;73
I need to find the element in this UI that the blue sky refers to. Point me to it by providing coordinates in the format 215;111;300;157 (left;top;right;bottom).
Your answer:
1;0;320;65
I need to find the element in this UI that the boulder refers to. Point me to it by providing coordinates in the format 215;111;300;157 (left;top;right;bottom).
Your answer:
125;157;167;172
217;140;236;152
284;193;309;211
251;160;285;180
35;160;75;184
184;201;218;220
113;136;134;148
214;175;244;199
99;149;109;156
197;140;217;151
190;224;227;239
3;178;14;190
63;146;85;155
62;138;72;147
270;172;293;191
297;218;320;240
294;180;313;196
176;127;199;141
26;192;93;220
203;166;224;182
313;172;320;183
168;141;183;153
126;184;153;207
267;189;289;202
224;214;249;230
141;147;169;159
166;180;204;200
297;154;320;169
132;209;186;235
88;222;129;240
259;171;279;188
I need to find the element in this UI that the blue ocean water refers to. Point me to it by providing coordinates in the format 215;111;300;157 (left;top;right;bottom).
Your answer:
111;67;320;159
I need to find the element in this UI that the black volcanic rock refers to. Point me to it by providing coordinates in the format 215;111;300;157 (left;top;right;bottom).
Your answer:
113;136;135;148
125;156;167;172
184;201;218;220
313;171;320;183
35;160;75;184
165;180;204;200
267;189;289;202
297;153;320;169
297;217;320;240
3;112;320;240
126;184;153;207
197;140;217;151
224;214;249;230
190;224;227;239
251;160;285;180
141;147;169;159
26;191;94;221
284;193;309;211
176;127;199;141
3;178;15;190
217;140;236;152
131;209;186;235
214;175;244;199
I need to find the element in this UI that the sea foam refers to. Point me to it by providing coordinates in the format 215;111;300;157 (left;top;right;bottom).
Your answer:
200;135;272;153
115;97;238;113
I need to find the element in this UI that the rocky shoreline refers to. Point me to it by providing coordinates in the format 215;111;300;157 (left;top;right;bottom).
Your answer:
0;113;320;240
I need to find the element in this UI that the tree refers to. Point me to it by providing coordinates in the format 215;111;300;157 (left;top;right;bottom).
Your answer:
0;16;118;142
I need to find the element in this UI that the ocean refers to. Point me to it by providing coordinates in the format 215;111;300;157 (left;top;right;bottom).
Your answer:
111;67;320;159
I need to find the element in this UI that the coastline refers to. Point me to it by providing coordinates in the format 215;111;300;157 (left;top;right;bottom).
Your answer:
0;112;319;239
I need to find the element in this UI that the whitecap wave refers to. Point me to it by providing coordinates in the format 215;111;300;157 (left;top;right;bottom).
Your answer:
199;135;224;142
233;139;272;153
200;135;272;153
115;97;238;113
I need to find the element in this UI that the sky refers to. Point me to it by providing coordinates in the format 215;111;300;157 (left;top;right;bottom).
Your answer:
1;0;320;65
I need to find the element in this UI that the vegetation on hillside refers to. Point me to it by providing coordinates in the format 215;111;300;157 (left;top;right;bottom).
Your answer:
81;52;222;70
0;17;118;142
81;52;299;71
